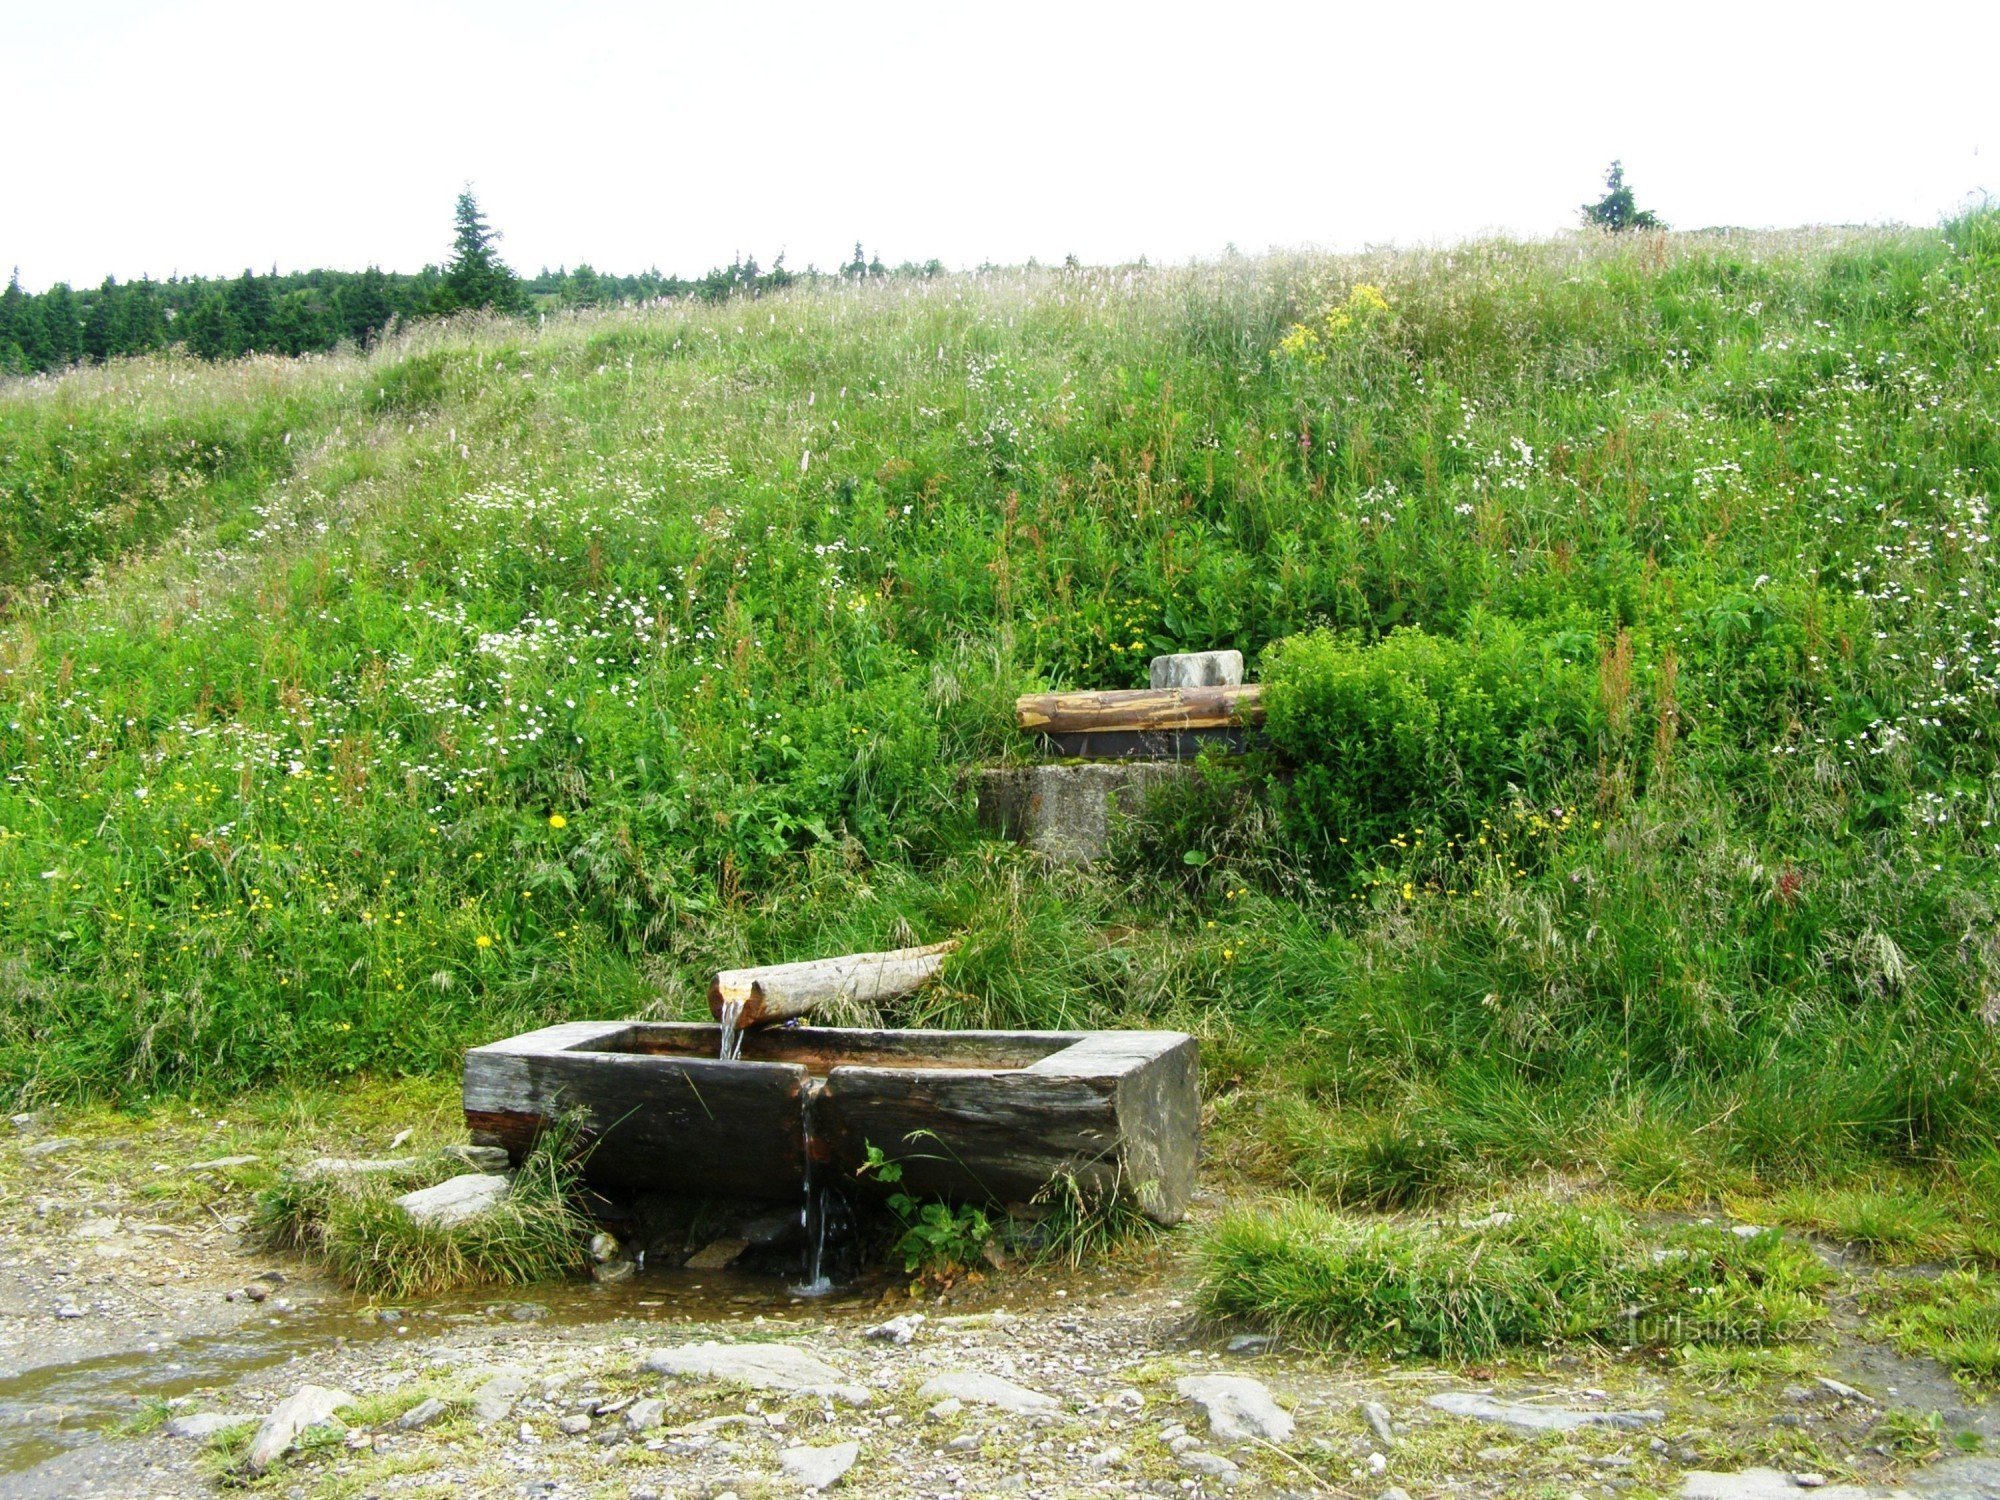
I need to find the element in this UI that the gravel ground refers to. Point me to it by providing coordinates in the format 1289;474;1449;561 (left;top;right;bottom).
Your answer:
5;1125;1999;1499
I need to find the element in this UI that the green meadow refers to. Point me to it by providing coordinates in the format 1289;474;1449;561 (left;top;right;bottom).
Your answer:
3;210;1997;1253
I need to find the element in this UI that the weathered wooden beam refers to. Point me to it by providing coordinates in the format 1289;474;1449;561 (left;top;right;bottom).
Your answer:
1014;684;1264;736
708;940;959;1028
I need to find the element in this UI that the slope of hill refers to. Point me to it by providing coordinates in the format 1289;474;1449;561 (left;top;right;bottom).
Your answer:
2;215;1996;1204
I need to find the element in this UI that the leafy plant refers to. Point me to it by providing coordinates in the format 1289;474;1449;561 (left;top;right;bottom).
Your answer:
857;1141;994;1277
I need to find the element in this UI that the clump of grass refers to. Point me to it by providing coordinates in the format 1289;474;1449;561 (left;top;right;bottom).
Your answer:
1860;1270;2000;1387
1198;1199;1832;1361
1281;1112;1463;1210
1018;1164;1161;1270
255;1122;591;1298
1759;1185;1966;1263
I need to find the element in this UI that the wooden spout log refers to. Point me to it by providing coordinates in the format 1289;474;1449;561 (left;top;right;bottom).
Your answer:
1014;684;1264;736
708;940;959;1028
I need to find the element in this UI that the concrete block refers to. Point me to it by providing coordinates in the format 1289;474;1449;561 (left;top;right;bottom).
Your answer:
1149;651;1243;689
974;763;1188;865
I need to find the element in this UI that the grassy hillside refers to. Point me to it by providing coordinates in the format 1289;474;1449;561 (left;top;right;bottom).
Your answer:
2;214;1997;1206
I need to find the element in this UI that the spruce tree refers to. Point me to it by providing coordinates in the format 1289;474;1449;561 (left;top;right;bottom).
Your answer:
228;269;272;354
179;293;238;361
442;189;526;313
118;277;167;355
0;270;28;373
1582;161;1663;233
339;267;393;346
39;283;81;367
82;277;119;363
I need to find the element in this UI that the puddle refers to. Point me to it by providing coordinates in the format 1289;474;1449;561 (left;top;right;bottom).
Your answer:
0;1263;887;1488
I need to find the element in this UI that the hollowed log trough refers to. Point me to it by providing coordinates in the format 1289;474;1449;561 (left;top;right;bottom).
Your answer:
464;1022;1199;1225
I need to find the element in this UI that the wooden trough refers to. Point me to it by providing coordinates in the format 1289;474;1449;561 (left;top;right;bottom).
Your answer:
463;1021;1199;1224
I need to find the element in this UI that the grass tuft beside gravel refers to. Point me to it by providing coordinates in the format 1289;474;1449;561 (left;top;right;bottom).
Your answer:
1861;1270;2000;1387
254;1121;591;1298
1198;1199;1834;1361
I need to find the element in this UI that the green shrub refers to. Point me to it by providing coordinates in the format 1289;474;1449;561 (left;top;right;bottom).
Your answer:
1260;621;1600;874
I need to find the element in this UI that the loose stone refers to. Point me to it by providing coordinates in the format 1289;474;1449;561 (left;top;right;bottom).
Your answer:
395;1172;510;1227
1176;1374;1295;1443
780;1440;860;1491
469;1370;529;1427
645;1341;871;1405
1427;1391;1663;1433
916;1372;1060;1416
588;1230;624;1263
864;1313;925;1344
1179;1451;1242;1487
397;1397;447;1431
244;1385;353;1474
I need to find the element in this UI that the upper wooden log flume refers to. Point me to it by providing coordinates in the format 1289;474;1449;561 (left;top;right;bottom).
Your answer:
1014;684;1265;736
709;940;960;1028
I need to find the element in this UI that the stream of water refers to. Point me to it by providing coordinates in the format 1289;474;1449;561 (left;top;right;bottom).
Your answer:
793;1077;835;1296
716;997;747;1062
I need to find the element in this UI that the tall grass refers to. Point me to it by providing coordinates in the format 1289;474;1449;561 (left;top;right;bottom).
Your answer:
0;219;1994;1201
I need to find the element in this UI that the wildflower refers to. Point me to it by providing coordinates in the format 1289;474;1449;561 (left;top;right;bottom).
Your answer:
548;813;567;829
475;934;494;949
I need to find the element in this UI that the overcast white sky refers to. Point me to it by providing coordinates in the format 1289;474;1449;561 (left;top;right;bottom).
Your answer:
4;0;1995;291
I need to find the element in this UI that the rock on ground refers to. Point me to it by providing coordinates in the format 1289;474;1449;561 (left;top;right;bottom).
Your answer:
644;1341;871;1404
395;1172;510;1227
625;1397;667;1432
781;1440;861;1491
469;1369;529;1426
1361;1398;1395;1447
243;1384;352;1474
864;1314;924;1345
916;1371;1060;1416
1176;1374;1295;1443
1428;1390;1664;1432
1180;1450;1243;1486
396;1397;447;1430
684;1236;748;1270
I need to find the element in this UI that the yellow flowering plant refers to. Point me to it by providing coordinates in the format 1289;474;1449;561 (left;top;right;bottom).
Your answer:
1274;283;1393;363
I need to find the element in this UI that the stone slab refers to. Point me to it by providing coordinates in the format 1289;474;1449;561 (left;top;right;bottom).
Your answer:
974;762;1188;864
1150;651;1244;689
